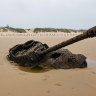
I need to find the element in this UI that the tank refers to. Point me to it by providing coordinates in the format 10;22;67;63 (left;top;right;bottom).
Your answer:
7;26;96;69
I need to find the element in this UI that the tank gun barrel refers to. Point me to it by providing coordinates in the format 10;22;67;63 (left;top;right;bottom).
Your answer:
38;26;96;56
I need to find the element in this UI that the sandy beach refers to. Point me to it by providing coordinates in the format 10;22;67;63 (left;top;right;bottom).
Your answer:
0;33;96;96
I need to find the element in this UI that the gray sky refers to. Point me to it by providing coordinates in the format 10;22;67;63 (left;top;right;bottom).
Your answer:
0;0;96;29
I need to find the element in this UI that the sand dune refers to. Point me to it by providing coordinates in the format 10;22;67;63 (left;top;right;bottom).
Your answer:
0;33;96;96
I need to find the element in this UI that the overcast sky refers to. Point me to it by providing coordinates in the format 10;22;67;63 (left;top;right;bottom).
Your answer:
0;0;96;29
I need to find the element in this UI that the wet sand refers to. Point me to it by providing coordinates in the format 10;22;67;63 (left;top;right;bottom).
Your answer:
0;33;96;96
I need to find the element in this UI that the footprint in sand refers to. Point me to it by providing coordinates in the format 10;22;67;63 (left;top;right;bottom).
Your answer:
43;75;49;81
8;92;11;95
55;83;62;86
44;75;49;78
72;88;75;90
19;73;26;75
92;72;96;74
43;78;47;81
46;90;51;94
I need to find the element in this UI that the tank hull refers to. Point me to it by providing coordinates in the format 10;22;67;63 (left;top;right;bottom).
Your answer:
7;40;87;69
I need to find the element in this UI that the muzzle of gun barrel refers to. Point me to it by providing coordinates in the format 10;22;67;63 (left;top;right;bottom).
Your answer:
86;26;96;37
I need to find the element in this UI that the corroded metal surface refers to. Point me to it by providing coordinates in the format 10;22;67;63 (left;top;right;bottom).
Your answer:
7;40;87;69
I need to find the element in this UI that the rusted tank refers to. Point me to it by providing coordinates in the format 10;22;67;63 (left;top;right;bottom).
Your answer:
7;26;96;69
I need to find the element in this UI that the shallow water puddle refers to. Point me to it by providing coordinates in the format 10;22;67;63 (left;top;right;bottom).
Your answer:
18;66;51;73
87;59;96;68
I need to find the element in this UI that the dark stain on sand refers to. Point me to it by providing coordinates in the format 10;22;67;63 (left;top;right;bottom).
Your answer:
92;72;96;74
46;90;51;94
55;83;62;86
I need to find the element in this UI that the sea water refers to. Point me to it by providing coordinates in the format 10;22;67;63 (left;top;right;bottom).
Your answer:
87;59;96;68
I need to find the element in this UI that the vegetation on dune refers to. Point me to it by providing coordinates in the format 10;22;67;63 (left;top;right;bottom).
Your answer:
0;25;86;33
8;27;26;33
0;25;26;33
26;29;31;31
34;28;86;33
0;27;8;32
